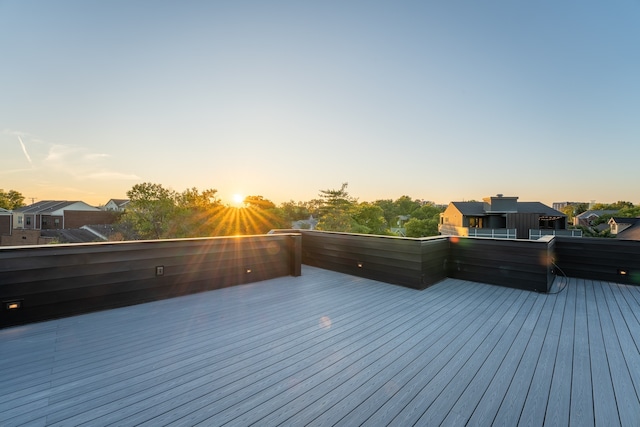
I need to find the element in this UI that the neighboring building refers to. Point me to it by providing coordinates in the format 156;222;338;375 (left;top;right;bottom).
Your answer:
40;228;105;244
574;210;618;227
0;229;55;246
104;199;130;212
439;194;572;239
13;200;118;230
608;217;640;240
0;208;12;236
292;215;318;230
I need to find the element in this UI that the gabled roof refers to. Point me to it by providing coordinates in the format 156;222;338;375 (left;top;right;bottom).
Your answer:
575;209;618;219
617;223;640;240
14;200;97;214
14;200;78;214
450;202;485;216
40;228;104;244
0;208;11;214
450;201;564;217
609;216;640;225
107;199;130;207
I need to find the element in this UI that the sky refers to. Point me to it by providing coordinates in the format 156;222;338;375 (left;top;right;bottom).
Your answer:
1;0;639;207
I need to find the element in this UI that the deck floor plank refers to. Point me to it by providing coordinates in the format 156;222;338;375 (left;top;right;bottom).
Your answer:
585;280;620;426
1;267;639;426
593;281;640;426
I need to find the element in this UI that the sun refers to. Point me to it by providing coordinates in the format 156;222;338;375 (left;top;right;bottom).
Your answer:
232;193;244;205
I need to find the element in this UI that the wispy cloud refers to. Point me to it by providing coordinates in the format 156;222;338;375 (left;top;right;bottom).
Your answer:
17;136;33;165
43;144;138;181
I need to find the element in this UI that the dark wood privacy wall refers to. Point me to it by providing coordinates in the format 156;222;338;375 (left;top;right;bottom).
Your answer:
1;234;301;327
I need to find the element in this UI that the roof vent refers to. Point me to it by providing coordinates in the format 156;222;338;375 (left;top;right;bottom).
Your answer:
496;194;503;197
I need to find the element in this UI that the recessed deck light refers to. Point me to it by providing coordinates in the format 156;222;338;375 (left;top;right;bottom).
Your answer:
5;300;22;310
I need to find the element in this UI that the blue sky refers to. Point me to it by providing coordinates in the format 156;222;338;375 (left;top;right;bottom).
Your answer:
2;1;638;206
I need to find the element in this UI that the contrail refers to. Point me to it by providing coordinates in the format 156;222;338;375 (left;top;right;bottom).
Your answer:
18;136;33;164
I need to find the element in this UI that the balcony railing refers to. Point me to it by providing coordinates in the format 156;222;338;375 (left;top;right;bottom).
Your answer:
529;229;583;239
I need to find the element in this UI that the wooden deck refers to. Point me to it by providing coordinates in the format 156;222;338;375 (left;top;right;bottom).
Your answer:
1;266;640;426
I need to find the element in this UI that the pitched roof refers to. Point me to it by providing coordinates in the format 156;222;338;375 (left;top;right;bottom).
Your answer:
610;216;640;225
609;216;640;241
13;200;98;214
107;199;130;207
575;209;618;219
450;202;485;216
40;228;104;244
14;200;80;214
451;201;564;216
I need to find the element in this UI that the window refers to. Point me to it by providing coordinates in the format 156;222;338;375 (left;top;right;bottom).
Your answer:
26;217;31;226
469;217;483;228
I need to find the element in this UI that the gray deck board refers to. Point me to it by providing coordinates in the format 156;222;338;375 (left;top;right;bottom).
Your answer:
1;266;640;426
586;280;620;426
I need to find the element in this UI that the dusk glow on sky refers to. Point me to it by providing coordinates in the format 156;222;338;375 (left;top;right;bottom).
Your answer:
2;1;639;206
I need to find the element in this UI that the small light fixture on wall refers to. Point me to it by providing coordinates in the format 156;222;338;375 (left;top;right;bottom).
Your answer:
357;262;363;268
5;300;22;310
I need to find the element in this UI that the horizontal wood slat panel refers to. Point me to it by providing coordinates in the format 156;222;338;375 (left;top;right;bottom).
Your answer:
555;236;640;284
448;237;553;292
292;231;449;290
0;234;301;327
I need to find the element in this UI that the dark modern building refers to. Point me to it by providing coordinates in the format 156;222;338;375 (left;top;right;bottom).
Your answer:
439;194;576;239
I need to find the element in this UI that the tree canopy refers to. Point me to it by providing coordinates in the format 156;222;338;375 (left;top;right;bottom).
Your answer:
0;189;25;210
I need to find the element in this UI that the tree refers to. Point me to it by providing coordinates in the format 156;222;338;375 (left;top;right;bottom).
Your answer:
120;183;177;239
394;195;422;216
373;199;396;229
352;202;388;235
405;218;436;237
316;183;357;232
560;205;576;222
244;195;276;210
172;187;222;237
617;205;640;218
277;200;312;223
0;189;25;210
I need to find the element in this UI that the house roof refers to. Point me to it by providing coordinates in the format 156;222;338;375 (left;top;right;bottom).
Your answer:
451;201;564;217
13;200;84;214
617;225;640;240
450;201;486;216
0;207;11;214
575;209;618;219
613;217;640;241
40;228;105;244
2;265;638;425
107;199;130;207
610;216;640;225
